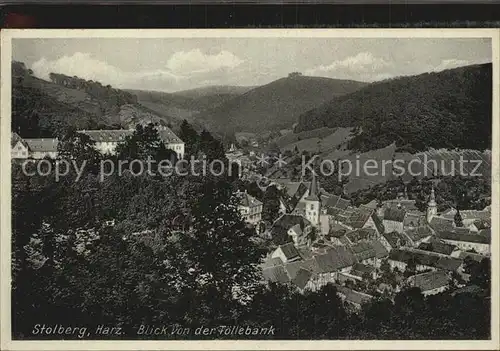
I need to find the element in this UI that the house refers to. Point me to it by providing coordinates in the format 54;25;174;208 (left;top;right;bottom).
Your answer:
441;209;491;228
380;231;409;251
334;206;385;235
269;214;312;247
23;138;59;159
351;240;389;267
417;237;458;256
307;245;357;291
78;129;134;155
388;248;463;273
334;284;373;310
436;230;490;256
11;132;29;159
271;242;301;263
236;190;263;225
403;225;433;247
469;219;490;232
350;262;377;280
407;270;450;296
78;125;184;158
429;216;455;232
403;212;426;229
383;207;406;233
344;228;378;245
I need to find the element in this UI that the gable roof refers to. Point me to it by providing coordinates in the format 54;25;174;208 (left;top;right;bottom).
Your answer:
291;268;313;289
270;214;312;244
389;248;463;271
437;230;490;244
407;270;450;292
23;138;59;153
341;206;374;229
11;132;26;148
79;126;183;145
262;265;290;283
261;256;284;269
158;127;183;143
278;242;301;261
237;191;263;208
429;216;455;232
383;231;408;248
404;226;433;242
404;213;425;227
351;263;376;276
418;237;457;256
335;285;373;305
345;228;376;244
79;129;133;142
323;194;350;210
314;245;356;273
384;207;406;222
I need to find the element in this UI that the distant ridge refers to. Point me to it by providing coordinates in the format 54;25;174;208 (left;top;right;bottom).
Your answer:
171;85;256;99
196;74;367;135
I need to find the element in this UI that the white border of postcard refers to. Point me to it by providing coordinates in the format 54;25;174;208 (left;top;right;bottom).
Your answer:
1;28;499;351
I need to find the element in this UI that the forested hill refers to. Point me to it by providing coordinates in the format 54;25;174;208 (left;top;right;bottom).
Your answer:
11;61;173;138
196;74;367;135
295;63;492;152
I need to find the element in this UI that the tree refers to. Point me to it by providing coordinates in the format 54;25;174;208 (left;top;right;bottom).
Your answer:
178;120;199;157
454;209;464;227
57;129;102;173
261;185;281;223
116;123;177;168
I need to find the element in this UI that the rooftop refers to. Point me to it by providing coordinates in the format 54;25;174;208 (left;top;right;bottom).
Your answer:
23;138;59;153
437;230;490;244
407;270;450;292
404;226;433;242
384;207;406;222
237;191;263;208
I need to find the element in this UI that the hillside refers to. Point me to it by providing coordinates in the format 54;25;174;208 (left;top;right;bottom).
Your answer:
196;74;367;135
127;89;239;118
172;85;256;99
295;63;492;152
12;61;171;138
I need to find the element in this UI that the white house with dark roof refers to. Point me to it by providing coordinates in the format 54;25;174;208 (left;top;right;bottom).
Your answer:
11;133;59;159
78;125;184;159
11;132;29;159
271;242;301;263
383;207;406;233
436;230;490;256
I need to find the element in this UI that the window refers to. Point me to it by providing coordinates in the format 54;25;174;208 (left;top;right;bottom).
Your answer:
310;204;314;210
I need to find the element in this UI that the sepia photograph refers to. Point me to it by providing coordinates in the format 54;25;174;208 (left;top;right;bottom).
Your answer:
1;29;498;350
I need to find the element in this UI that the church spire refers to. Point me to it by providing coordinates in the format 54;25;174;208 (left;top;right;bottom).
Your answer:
427;185;437;223
306;172;320;201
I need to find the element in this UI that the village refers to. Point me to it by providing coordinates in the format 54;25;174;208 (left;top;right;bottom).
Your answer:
228;142;491;310
11;126;491;312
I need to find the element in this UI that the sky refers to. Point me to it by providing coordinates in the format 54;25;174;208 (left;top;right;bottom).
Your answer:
12;37;492;92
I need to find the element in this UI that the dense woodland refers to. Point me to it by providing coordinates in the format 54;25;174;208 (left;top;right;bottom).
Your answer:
295;64;492;152
11;121;491;340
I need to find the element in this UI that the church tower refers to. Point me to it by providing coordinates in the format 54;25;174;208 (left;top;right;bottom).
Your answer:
304;172;321;227
427;185;438;223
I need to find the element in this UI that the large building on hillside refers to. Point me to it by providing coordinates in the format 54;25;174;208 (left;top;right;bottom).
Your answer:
11;132;58;159
78;125;185;159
